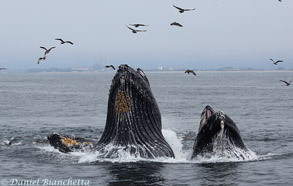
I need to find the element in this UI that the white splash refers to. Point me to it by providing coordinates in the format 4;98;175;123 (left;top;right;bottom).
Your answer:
39;129;260;164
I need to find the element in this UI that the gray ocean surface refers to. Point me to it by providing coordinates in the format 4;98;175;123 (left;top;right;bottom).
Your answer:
1;71;293;186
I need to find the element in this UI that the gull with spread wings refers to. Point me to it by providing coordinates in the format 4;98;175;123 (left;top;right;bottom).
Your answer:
173;5;195;13
126;25;147;34
280;79;292;86
185;69;196;76
55;38;74;45
40;46;56;55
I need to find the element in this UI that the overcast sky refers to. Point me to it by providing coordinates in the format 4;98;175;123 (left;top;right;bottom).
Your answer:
0;0;292;71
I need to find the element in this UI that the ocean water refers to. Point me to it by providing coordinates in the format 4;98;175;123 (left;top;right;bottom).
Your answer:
1;71;293;186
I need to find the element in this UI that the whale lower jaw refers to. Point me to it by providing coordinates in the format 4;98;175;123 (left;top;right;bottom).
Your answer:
193;131;250;160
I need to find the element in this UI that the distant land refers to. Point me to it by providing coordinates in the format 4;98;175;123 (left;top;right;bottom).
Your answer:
24;63;293;73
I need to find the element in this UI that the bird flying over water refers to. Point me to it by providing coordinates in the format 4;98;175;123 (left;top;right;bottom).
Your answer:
37;56;46;64
280;79;292;86
40;46;56;55
185;69;196;76
270;58;283;65
55;38;74;45
130;24;149;27
170;22;183;27
105;65;115;70
126;25;147;33
173;5;195;13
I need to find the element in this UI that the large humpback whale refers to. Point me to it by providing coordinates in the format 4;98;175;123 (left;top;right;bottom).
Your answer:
48;64;175;159
191;105;248;159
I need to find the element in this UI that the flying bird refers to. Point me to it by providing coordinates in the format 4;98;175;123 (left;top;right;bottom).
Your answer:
130;24;149;27
0;68;7;70
126;25;147;33
55;38;74;45
170;22;183;27
280;79;292;86
37;56;46;64
185;69;196;76
270;58;283;65
105;65;115;70
40;46;56;55
173;5;195;13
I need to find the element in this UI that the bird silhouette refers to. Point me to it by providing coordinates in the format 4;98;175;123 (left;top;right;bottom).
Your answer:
37;56;46;64
55;38;74;45
185;69;196;76
270;58;283;65
126;25;147;33
40;46;56;55
105;65;115;70
130;24;149;27
280;79;292;86
173;5;195;13
170;22;183;27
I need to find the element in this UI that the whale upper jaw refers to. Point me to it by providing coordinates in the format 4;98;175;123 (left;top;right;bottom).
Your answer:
199;105;215;131
95;64;175;158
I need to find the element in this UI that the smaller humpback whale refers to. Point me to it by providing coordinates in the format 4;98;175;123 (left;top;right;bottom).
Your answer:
47;134;93;153
191;105;248;159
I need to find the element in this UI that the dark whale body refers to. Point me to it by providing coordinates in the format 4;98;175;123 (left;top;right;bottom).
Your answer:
191;105;248;159
48;65;175;159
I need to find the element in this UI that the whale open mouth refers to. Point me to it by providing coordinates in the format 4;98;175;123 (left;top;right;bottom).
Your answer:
95;64;175;158
192;105;248;159
198;105;215;131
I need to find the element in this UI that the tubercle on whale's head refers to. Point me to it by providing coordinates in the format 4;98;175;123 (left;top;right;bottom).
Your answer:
198;105;215;131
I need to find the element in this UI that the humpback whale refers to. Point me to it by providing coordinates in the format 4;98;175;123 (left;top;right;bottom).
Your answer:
191;105;248;159
48;65;175;159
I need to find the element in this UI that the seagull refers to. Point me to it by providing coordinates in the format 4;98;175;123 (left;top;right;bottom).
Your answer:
37;56;46;64
185;69;196;76
270;58;283;65
170;22;183;27
130;24;149;27
40;46;56;55
173;5;195;13
0;68;7;70
280;79;292;86
105;65;115;70
55;38;74;45
126;25;147;33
